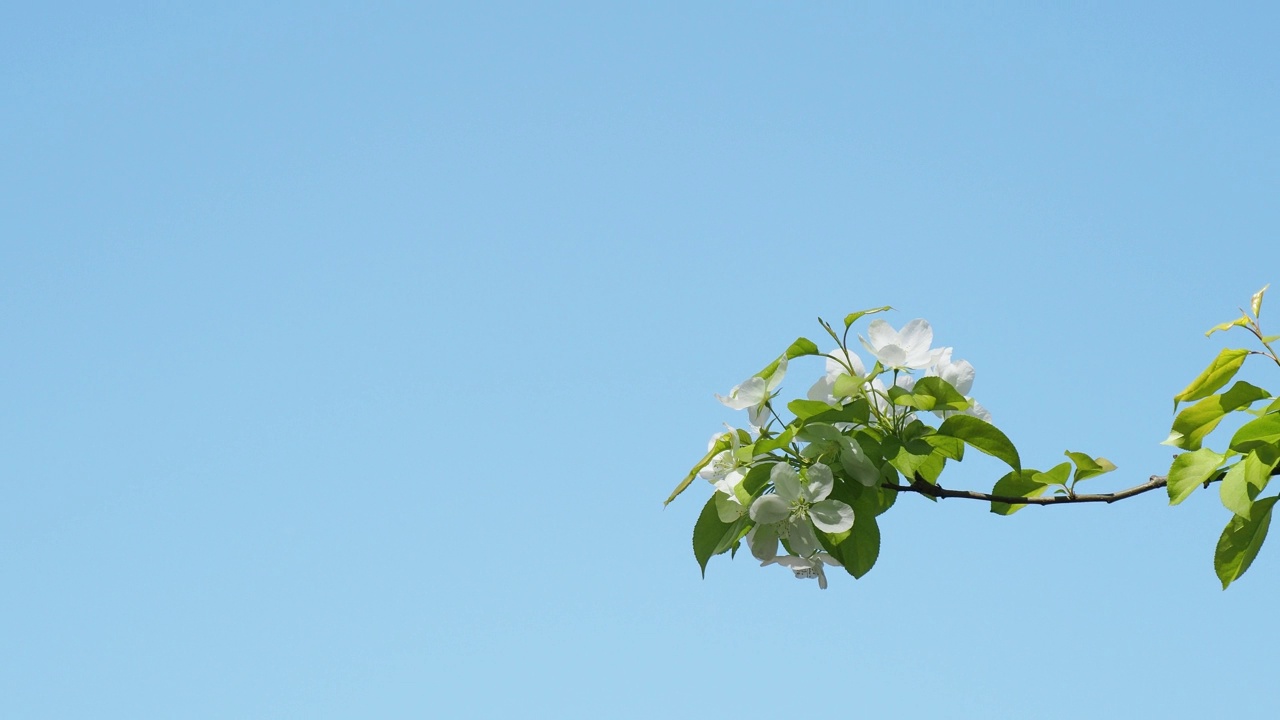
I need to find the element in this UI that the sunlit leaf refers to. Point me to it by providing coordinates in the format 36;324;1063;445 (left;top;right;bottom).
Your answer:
1205;316;1250;338
1252;284;1270;318
1167;381;1271;451
1230;412;1280;453
843;306;893;329
937;415;1021;472
1173;349;1249;410
989;469;1049;516
1215;496;1280;589
1167;448;1226;505
1063;451;1118;484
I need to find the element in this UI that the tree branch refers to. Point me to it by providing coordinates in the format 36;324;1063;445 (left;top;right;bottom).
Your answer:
883;475;1176;506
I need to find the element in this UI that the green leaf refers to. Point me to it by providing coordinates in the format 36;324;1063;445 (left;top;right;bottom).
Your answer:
844;306;893;329
1063;451;1118;484
1230;412;1280;453
1167;448;1227;505
1215;495;1280;589
989;469;1049;516
1166;381;1271;451
892;376;969;411
787;399;836;420
692;494;734;576
837;512;880;578
1220;450;1278;519
832;373;864;399
1252;284;1269;318
1173;348;1249;410
1205;316;1251;338
805;399;871;427
665;435;731;505
797;422;842;443
784;337;820;359
742;462;776;494
881;436;935;480
754;426;797;455
937;415;1021;473
922;433;965;461
1033;462;1073;487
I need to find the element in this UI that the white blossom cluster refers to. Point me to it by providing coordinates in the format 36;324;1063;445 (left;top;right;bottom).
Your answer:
704;318;990;589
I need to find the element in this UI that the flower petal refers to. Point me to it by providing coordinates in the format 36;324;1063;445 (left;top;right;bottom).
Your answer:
770;463;802;502
810;499;854;533
764;355;788;392
874;344;908;368
865;319;897;351
804;463;834;502
807;375;837;404
747;524;778;562
897;319;933;353
786;518;820;557
750;495;790;524
945;359;976;396
826;349;865;377
715;376;766;410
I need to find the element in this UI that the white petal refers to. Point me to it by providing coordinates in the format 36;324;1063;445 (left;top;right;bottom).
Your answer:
807;375;836;404
765;355;788;391
826;349;865;376
945;359;975;396
897;319;933;353
804;463;834;502
817;553;842;567
747;524;778;562
874;344;908;368
810;499;854;533
816;565;828;589
750;495;790;524
967;398;992;423
865;319;897;351
747;403;771;430
697;450;732;481
715;376;766;410
787;519;820;557
770;463;802;502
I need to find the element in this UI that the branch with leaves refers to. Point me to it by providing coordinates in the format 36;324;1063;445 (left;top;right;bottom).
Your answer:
669;285;1280;590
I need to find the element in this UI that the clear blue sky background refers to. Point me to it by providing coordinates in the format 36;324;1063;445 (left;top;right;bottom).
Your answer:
3;3;1280;718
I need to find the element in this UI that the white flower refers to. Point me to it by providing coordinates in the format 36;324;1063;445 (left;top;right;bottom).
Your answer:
714;479;751;522
762;553;843;589
807;349;867;406
716;356;787;430
927;348;992;422
860;319;941;370
927;348;974;395
963;398;993;423
749;463;854;558
698;429;743;483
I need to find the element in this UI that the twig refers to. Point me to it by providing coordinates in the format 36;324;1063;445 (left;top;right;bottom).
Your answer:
883;475;1176;506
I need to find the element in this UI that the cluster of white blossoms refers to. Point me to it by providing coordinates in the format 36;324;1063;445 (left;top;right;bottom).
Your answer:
707;318;991;588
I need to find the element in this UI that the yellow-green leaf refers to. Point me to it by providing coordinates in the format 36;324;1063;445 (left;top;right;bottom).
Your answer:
1173;348;1249;410
1215;496;1279;589
1167;448;1226;506
1252;284;1269;318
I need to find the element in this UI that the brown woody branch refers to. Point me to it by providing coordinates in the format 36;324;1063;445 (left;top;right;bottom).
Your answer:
883;475;1175;506
883;464;1280;506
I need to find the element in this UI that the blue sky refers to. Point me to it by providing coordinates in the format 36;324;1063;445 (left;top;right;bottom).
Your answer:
3;2;1280;717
